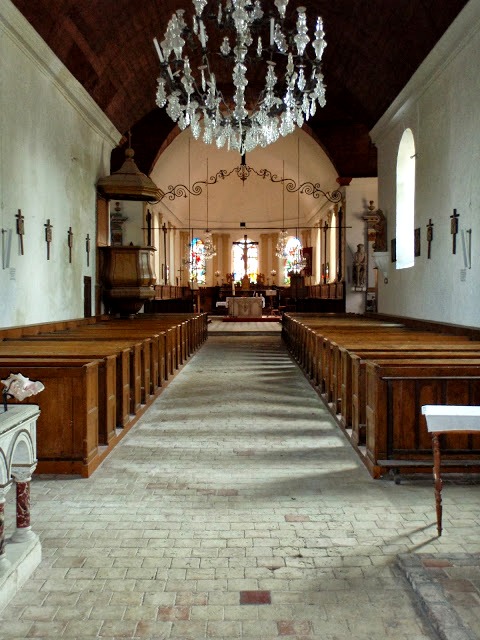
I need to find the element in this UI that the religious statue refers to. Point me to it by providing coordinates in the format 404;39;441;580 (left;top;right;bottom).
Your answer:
352;243;366;288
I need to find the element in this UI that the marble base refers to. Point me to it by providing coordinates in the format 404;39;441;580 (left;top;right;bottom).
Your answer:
0;535;41;612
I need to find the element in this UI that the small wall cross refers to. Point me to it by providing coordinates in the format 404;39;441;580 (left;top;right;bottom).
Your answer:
426;218;434;259
67;227;73;263
85;234;91;267
44;219;53;260
15;209;25;255
450;209;460;254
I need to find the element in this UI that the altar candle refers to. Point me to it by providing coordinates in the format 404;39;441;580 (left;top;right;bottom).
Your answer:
232;279;235;296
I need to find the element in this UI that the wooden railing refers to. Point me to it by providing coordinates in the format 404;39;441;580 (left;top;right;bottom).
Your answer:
308;283;344;300
153;285;190;300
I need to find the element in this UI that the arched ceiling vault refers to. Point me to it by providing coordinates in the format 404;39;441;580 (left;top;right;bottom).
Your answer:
11;0;469;178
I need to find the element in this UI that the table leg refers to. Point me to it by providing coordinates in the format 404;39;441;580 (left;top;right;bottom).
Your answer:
432;433;443;536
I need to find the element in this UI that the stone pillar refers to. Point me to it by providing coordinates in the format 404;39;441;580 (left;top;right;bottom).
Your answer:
0;485;12;570
11;466;37;543
259;234;269;281
179;231;189;285
223;233;231;279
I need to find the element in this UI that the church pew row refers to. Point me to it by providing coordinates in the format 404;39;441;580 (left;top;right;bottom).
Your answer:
282;315;404;378
343;346;480;443
0;362;100;475
284;314;474;401
0;341;140;421
282;313;480;477
284;313;478;417
23;332;156;401
302;324;470;402
327;334;476;409
0;313;208;476
0;356;116;446
365;360;480;478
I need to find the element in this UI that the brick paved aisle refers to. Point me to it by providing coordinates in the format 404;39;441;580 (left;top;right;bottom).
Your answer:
3;335;480;639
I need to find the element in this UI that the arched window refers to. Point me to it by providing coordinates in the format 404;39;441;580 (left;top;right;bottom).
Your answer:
396;128;416;269
233;237;258;284
284;236;302;284
189;237;206;284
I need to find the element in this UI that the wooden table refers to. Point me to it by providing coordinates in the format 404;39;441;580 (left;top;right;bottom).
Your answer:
422;405;480;536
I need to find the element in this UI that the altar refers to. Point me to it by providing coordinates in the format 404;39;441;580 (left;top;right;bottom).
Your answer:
227;296;264;317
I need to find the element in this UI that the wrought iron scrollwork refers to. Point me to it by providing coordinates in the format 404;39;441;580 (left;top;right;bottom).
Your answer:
161;164;342;204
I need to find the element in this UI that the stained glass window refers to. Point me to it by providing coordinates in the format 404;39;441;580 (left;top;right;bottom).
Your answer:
283;236;302;285
189;237;206;285
233;237;259;284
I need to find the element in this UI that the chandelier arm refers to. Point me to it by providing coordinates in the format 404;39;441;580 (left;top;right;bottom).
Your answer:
163;184;192;201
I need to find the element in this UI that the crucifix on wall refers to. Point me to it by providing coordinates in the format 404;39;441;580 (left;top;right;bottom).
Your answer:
426;218;434;259
450;209;460;254
67;226;73;263
15;209;25;255
232;234;258;282
44;219;53;260
85;233;91;267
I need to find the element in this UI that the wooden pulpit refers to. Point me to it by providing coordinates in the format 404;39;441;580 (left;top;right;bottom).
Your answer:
99;246;156;317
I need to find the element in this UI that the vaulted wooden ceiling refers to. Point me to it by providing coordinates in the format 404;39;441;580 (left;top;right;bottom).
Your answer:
12;0;469;178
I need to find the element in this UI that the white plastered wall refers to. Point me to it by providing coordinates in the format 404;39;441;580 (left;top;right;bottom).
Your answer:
0;0;120;328
371;0;480;327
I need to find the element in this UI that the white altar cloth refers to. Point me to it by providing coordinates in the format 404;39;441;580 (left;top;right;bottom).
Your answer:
226;296;264;317
422;405;480;432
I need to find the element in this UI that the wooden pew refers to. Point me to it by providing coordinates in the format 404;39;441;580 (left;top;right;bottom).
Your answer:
33;329;160;398
347;348;480;446
0;361;99;477
319;331;470;405
364;359;480;478
0;313;209;477
0;356;116;446
333;339;480;420
282;313;480;478
0;341;133;426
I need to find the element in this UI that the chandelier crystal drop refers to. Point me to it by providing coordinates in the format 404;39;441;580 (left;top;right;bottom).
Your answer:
154;0;327;155
275;229;289;258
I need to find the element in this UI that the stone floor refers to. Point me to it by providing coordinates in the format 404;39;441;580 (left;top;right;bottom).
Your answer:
2;333;480;639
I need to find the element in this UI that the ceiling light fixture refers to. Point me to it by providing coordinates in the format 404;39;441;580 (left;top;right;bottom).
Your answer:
154;0;327;155
275;161;288;258
203;159;217;259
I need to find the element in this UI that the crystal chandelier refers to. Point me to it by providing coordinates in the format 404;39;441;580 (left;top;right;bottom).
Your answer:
290;139;307;273
275;160;288;257
203;231;217;259
275;229;288;258
154;0;327;155
203;159;217;259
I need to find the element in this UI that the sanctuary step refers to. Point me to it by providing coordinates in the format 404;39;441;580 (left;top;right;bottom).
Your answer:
222;316;281;322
